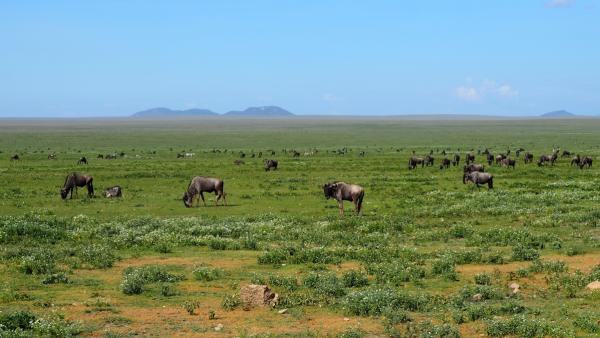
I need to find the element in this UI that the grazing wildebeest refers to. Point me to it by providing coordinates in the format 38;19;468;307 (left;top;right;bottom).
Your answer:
60;173;94;199
441;150;446;156
105;154;117;159
258;152;262;158
463;163;485;173
424;155;434;167
104;185;122;198
495;154;506;165
177;153;185;158
322;182;364;216
264;159;278;171
292;151;300;157
486;153;494;166
239;152;246;158
561;150;572;158
515;148;525;157
524;152;534;164
579;156;593;169
465;153;475;165
501;157;516;169
48;154;56;160
453;153;460;166
10;154;19;161
439;158;451;169
183;176;226;207
482;148;490;155
463;172;494;190
570;155;581;167
359;151;365;157
78;157;88;165
233;159;245;165
97;154;104;159
408;156;425;170
537;150;558;166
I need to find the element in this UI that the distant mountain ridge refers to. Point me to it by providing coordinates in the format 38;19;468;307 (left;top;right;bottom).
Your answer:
132;105;293;118
132;107;218;118
540;110;575;118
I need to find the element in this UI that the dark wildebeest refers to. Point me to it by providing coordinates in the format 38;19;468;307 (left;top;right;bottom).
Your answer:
486;153;494;166
48;154;56;160
239;152;246;158
258;152;262;158
293;151;300;157
465;153;475;165
579;156;593;169
322;182;364;216
495;154;506;165
570;155;581;167
524;152;534;164
97;154;104;159
537;151;558;166
10;154;19;161
464;163;485;173
78;157;88;165
233;159;245;165
177;153;185;158
452;153;460;166
501;157;516;169
359;151;365;157
439;158;451;169
60;173;94;199
264;159;278;171
561;150;572;158
183;176;226;208
408;156;425;170
105;154;117;159
482;148;490;155
104;185;122;198
424;155;434;167
463;172;494;190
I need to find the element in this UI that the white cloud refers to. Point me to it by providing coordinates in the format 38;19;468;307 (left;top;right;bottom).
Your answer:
546;0;575;8
455;86;479;101
455;79;519;101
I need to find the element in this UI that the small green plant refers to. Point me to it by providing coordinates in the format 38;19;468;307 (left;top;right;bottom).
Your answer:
182;300;200;315
79;244;118;269
192;265;224;282
221;293;241;311
342;270;369;288
208;310;216;320
160;283;178;297
41;272;71;285
474;273;492;285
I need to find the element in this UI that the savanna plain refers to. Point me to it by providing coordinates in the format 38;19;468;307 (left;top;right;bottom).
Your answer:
1;118;600;337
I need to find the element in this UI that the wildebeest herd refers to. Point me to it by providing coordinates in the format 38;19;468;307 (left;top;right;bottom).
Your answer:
8;146;593;216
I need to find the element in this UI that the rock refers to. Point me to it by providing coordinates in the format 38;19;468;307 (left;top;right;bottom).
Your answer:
586;280;600;290
240;284;279;308
509;282;520;294
472;293;482;301
278;308;288;314
343;317;350;321
214;323;223;332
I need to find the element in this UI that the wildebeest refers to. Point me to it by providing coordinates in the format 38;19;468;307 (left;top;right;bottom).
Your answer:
322;182;364;216
233;159;245;165
453;153;460;166
48;153;56;160
579;156;593;169
439;158;451;169
97;154;104;159
464;163;485;173
537;150;558;166
239;152;246;158
264;159;278;171
463;171;494;190
104;185;122;198
501;157;516;169
60;172;94;199
183;176;226;207
570;155;581;167
486;153;494;166
424;155;434;167
292;151;300;157
561;150;572;158
10;154;19;161
495;154;506;165
524;152;534;164
358;151;365;157
465;153;475;164
408;156;425;170
177;153;185;158
105;154;117;159
515;148;525;157
78;157;88;165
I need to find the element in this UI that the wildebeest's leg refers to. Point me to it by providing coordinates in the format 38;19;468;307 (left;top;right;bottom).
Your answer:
199;192;206;206
215;192;222;206
338;200;344;216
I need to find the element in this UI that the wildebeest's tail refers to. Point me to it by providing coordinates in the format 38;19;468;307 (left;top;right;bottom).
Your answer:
488;177;493;189
87;177;94;197
357;191;364;214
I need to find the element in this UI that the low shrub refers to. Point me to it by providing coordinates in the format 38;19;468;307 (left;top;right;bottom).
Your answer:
303;272;346;297
79;244;118;269
342;270;369;288
192;265;224;282
221;293;241;311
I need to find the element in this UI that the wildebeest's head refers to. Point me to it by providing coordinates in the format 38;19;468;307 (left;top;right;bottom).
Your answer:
60;188;68;199
322;182;338;199
182;192;193;208
463;172;474;184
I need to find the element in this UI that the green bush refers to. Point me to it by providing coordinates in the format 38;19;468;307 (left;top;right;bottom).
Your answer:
192;265;224;282
221;293;241;311
120;265;184;295
303;272;346;297
343;288;435;316
474;273;492;285
342;270;369;288
79;244;117;269
511;245;540;261
0;310;36;330
19;251;56;275
42;272;71;285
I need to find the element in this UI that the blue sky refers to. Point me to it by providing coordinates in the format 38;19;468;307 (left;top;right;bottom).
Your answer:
0;0;598;117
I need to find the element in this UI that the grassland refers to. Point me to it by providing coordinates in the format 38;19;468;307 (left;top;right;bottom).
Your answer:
1;117;600;337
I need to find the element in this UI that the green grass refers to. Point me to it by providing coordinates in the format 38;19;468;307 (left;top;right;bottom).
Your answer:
1;117;600;336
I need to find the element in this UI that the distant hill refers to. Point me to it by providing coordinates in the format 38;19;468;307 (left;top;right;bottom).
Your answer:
224;106;293;117
540;110;575;118
132;107;218;118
